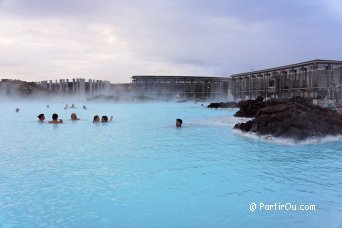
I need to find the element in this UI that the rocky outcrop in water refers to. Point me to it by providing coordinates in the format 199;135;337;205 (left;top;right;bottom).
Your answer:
234;96;342;140
207;102;237;108
234;96;265;117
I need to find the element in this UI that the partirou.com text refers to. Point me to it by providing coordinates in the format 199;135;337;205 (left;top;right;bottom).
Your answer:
249;202;316;212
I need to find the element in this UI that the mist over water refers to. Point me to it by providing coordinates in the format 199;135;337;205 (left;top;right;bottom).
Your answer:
0;79;232;103
0;85;206;103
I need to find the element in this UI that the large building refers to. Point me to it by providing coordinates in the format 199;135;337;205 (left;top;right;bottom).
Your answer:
132;60;342;102
131;75;229;101
6;59;340;101
229;59;342;100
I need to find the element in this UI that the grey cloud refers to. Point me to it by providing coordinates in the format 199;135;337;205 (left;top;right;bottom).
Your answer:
0;0;341;82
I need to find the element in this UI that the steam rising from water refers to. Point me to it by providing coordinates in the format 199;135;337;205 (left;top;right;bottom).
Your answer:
0;81;231;103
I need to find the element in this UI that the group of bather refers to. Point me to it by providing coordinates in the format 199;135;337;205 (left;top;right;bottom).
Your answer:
37;114;182;126
18;104;182;127
37;113;113;124
34;104;113;123
64;104;87;110
37;113;182;127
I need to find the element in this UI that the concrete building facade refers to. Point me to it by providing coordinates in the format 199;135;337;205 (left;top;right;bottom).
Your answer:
38;78;111;97
229;59;342;100
131;75;229;101
9;59;341;102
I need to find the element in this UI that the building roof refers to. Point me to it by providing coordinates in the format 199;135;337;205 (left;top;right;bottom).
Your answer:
230;59;342;78
131;75;228;80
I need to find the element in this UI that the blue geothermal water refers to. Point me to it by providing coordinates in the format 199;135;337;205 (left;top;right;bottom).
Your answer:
0;102;341;228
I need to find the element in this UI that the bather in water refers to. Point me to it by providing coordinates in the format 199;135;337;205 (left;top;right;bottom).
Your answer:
48;113;63;124
176;118;183;127
93;115;100;123
101;116;113;122
71;113;80;121
37;114;45;122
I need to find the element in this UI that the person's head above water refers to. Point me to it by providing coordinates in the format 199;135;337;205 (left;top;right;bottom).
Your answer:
101;116;108;122
37;114;45;121
176;118;183;127
71;113;79;120
52;113;58;120
49;113;63;123
93;115;100;122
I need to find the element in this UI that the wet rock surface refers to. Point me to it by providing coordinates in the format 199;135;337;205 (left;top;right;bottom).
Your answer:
234;96;342;140
234;96;265;117
207;102;238;108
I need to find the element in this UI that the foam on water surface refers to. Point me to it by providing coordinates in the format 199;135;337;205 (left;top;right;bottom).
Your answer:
234;127;342;146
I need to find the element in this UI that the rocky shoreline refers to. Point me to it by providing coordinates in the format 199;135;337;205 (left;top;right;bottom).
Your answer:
207;102;238;108
233;96;342;141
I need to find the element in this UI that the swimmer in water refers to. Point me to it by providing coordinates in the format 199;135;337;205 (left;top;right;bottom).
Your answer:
37;114;45;122
70;113;80;120
48;113;63;124
101;116;113;122
93;115;100;123
176;118;183;127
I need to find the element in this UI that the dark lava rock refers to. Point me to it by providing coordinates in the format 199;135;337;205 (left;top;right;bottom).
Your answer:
233;96;342;141
207;102;238;108
234;96;265;118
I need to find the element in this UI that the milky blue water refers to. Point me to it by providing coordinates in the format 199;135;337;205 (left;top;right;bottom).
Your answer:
0;101;341;228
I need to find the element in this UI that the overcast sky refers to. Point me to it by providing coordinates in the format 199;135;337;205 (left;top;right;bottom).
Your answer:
0;0;341;83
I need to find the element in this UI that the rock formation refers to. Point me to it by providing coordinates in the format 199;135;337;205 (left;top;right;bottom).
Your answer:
207;102;238;108
234;96;342;140
234;96;264;117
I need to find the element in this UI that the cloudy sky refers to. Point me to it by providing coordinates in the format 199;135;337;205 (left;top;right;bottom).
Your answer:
0;0;341;83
